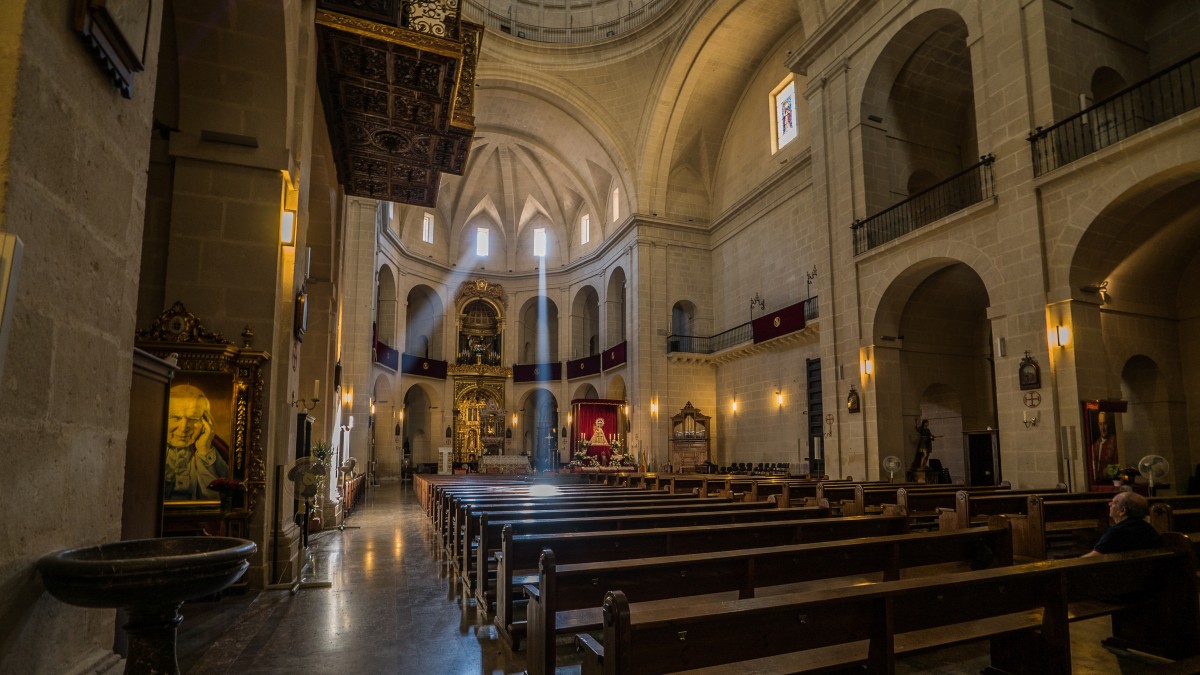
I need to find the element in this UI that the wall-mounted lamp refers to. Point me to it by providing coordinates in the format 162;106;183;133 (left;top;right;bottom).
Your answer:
623;404;630;415
343;390;353;406
398;407;405;422
370;400;376;415
1050;325;1071;347
512;413;518;426
567;413;572;425
731;400;737;413
776;391;784;407
1022;410;1039;428
280;210;296;246
650;402;658;414
861;359;873;376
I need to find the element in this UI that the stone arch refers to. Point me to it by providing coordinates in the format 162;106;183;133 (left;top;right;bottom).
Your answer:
370;374;396;476
517;387;560;470
858;8;977;216
607;374;626;401
869;260;994;477
913;383;964;482
518;295;560;363
571;285;601;358
1120;355;1183;482
376;264;398;346
405;284;445;359
401;382;440;467
573;383;600;400
606;266;627;345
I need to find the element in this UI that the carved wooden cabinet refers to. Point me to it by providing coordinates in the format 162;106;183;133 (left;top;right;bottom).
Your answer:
668;402;710;472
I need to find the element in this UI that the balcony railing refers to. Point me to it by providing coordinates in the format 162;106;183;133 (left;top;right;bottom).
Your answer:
1030;52;1199;177
851;155;995;255
374;340;399;371
667;297;819;355
461;0;673;44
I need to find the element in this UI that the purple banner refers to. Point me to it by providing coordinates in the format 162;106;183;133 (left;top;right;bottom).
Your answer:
602;341;627;370
513;362;561;383
567;354;602;380
752;299;808;344
375;340;399;370
401;353;448;379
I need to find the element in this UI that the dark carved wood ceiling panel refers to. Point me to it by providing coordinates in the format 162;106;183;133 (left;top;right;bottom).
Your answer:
315;7;480;207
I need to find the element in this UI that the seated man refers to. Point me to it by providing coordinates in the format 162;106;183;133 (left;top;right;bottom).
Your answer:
1083;490;1162;557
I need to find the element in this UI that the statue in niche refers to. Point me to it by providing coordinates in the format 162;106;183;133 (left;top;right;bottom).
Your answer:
588;417;610;446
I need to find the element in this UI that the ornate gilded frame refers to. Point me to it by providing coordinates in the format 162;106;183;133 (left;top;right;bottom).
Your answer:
136;302;270;527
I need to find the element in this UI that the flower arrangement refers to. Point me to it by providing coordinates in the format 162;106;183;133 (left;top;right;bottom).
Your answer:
610;452;635;467
207;477;245;493
1104;464;1140;483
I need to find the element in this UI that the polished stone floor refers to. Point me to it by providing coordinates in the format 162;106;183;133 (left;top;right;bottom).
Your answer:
175;482;1179;674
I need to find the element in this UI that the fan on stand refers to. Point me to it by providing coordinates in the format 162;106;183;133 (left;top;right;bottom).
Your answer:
338;457;360;531
882;456;903;482
1137;455;1170;496
266;456;333;592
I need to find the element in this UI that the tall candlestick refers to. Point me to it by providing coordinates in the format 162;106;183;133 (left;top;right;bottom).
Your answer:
313;379;320;399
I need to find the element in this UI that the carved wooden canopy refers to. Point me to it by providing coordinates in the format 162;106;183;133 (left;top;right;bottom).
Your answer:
315;1;481;206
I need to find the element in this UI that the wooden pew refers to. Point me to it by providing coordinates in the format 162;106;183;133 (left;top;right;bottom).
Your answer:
454;496;727;574
575;535;1199;674
1150;503;1200;556
524;524;1013;675
476;504;833;618
888;485;1068;528
938;490;1103;531
838;483;1014;517
464;500;779;594
1007;496;1111;559
442;489;685;551
495;515;909;647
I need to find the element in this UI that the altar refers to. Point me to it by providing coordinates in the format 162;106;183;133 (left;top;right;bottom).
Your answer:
478;455;531;474
570;398;627;465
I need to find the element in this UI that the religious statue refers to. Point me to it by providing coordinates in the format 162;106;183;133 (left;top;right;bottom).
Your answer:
587;417;610;446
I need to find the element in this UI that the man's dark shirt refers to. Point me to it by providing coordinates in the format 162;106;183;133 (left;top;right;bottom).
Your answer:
1093;517;1162;554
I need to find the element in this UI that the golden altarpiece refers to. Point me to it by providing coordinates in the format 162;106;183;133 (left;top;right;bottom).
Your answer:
447;279;510;461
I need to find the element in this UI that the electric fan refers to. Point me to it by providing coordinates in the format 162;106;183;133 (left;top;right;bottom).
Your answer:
1137;454;1170;494
882;455;903;482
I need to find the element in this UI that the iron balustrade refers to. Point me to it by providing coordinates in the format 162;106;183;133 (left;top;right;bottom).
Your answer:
461;0;675;44
1030;52;1199;177
851;155;995;256
667;297;819;354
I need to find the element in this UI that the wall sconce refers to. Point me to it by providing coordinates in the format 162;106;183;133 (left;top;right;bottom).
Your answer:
776;391;783;407
512;413;518;426
398;407;405;422
623;404;630;415
861;359;873;376
731;400;737;413
1023;410;1039;428
1050;325;1070;347
280;210;296;246
343;390;353;406
650;402;658;414
370;400;376;415
567;413;572;425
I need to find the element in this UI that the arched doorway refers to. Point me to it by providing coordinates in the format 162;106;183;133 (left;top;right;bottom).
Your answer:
376;265;397;347
519;388;559;471
873;261;994;481
571;285;600;357
405;285;444;359
402;383;438;468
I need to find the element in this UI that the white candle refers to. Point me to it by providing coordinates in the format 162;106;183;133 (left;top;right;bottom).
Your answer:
313;379;320;399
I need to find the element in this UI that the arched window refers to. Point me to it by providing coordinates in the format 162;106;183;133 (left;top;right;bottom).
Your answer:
580;214;590;244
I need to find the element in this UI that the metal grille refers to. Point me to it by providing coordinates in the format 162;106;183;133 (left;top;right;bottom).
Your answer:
851;155;995;256
1030;52;1199;177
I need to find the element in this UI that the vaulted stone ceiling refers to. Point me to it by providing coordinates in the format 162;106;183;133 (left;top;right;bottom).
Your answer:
422;0;804;265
